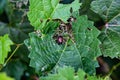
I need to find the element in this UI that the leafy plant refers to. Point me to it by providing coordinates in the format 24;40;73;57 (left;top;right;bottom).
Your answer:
28;0;81;30
0;72;14;80
24;15;101;75
0;0;7;14
0;34;13;64
91;0;120;58
0;0;120;80
40;66;106;80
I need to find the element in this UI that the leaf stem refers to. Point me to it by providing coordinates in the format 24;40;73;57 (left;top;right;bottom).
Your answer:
108;24;120;27
107;62;120;76
3;43;23;67
53;39;68;72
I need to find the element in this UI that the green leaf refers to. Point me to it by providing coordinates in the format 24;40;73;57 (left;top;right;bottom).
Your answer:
53;15;101;74
24;15;101;74
0;22;33;44
91;0;120;22
80;0;102;23
42;21;60;34
0;34;13;64
87;76;103;80
71;15;101;74
24;32;63;71
41;66;75;80
99;26;120;58
91;0;120;58
28;0;81;30
77;69;86;80
2;59;27;80
40;66;104;80
0;72;14;80
0;0;7;14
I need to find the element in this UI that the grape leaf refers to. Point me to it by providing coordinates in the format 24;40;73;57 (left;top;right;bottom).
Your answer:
24;15;101;74
0;34;13;64
0;72;14;80
40;66;104;80
28;0;81;30
91;0;120;58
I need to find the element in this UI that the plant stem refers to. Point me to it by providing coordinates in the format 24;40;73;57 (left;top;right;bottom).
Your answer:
3;43;23;67
107;62;120;76
0;43;22;70
52;39;68;72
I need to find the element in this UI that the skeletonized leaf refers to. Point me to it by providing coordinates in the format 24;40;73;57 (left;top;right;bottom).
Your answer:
28;0;81;29
0;34;13;64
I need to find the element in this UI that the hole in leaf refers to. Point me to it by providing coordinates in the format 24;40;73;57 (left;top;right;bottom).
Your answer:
59;0;74;4
87;28;92;31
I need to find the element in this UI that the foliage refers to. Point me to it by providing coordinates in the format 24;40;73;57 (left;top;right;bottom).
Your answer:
40;66;104;80
2;59;27;80
28;0;81;30
91;0;120;58
24;15;101;74
0;72;14;80
0;0;120;80
0;0;7;14
0;34;13;64
0;0;34;80
91;0;120;22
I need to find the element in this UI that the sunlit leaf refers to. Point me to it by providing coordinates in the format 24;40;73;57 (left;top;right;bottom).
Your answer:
0;72;14;80
0;34;13;64
28;0;81;30
40;66;104;80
